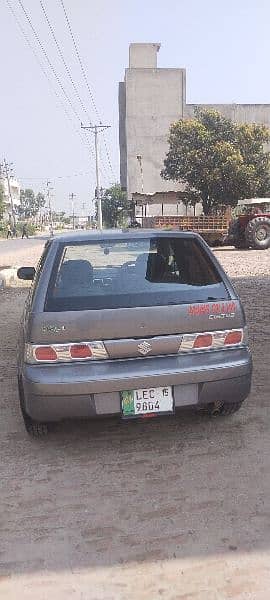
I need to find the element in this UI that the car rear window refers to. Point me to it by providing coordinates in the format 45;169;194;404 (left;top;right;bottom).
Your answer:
45;237;229;311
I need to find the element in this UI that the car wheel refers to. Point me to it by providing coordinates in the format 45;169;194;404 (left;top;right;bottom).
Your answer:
18;377;49;437
24;419;49;437
207;400;244;417
245;217;270;250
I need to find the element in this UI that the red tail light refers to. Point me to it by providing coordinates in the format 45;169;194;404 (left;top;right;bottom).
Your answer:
26;340;107;363
224;330;243;345
193;334;213;349
70;344;92;359
34;346;57;361
179;328;245;353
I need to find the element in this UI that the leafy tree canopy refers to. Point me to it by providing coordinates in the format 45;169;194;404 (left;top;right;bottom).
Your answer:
161;108;270;214
101;183;131;228
18;189;46;219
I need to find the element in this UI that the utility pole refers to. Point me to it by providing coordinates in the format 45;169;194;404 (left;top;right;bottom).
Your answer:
136;155;144;194
69;192;76;229
2;159;16;226
81;123;111;229
136;154;144;219
46;180;53;236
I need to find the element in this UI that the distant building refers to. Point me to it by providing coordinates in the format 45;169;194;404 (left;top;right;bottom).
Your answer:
119;43;270;218
0;175;20;221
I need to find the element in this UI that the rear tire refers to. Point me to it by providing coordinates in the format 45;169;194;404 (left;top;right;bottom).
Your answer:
228;219;249;249
234;239;248;249
24;419;49;437
245;216;270;250
207;400;244;417
18;377;49;437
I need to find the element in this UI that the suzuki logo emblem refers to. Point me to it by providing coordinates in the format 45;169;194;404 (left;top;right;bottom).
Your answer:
137;341;152;356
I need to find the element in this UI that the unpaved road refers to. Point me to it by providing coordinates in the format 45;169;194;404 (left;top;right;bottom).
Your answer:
0;245;269;599
0;236;46;268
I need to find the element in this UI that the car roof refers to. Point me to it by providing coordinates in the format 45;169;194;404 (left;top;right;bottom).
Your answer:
51;229;201;244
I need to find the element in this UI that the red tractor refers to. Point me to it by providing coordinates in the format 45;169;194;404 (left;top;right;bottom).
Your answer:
227;198;270;250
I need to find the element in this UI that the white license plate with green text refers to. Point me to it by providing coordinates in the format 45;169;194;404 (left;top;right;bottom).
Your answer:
121;386;174;418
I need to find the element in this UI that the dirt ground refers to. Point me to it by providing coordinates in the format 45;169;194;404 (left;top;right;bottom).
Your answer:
0;244;269;599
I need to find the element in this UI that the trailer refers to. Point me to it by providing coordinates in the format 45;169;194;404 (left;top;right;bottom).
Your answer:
142;215;230;246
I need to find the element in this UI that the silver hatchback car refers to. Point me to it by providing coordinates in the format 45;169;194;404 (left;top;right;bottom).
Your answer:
17;230;252;436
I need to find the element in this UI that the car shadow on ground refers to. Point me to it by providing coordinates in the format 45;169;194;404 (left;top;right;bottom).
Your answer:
0;273;269;577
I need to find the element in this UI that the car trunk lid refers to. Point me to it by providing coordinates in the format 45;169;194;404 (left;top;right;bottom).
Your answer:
28;299;243;359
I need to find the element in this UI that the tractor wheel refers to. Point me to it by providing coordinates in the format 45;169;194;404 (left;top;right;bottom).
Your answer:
245;217;270;250
227;219;248;249
234;239;249;250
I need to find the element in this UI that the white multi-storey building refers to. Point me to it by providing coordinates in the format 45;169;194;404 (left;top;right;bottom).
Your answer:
0;175;20;221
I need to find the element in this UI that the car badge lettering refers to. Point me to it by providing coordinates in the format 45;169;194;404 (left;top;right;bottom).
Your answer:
188;301;236;319
137;341;152;356
42;324;66;334
208;313;235;320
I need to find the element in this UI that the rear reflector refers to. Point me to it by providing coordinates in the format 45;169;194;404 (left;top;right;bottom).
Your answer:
70;344;92;359
34;346;57;361
224;330;243;345
193;334;213;349
25;328;246;364
142;413;158;419
26;340;108;363
179;328;245;353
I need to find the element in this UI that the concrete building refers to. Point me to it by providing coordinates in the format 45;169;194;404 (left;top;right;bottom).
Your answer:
119;43;270;217
0;175;20;222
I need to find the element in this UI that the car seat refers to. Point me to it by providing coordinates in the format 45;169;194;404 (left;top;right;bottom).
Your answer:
57;259;94;295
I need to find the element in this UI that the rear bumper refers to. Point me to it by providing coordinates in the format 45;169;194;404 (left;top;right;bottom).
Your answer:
21;348;252;421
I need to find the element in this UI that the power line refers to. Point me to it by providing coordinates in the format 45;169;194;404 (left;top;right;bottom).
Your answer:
101;130;116;181
38;0;111;183
39;0;91;122
59;0;98;119
8;0;97;176
6;0;62;106
6;0;111;188
19;171;93;181
38;0;111;180
17;0;81;123
59;0;116;180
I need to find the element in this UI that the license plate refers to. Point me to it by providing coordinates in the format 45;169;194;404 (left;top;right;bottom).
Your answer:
121;386;174;418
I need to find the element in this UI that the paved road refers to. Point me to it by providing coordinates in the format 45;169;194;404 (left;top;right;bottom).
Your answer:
0;234;48;250
0;236;48;268
0;247;269;599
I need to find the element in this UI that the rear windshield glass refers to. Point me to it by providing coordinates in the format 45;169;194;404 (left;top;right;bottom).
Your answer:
45;237;229;311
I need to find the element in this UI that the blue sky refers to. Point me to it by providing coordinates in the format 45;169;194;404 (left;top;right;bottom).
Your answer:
1;0;269;215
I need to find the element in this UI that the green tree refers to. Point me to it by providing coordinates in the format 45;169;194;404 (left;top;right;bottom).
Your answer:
162;108;270;214
36;192;46;213
101;184;131;228
19;189;45;219
0;184;5;220
177;188;201;216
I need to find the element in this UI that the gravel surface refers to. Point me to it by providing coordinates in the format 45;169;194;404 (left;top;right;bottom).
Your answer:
0;245;269;599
